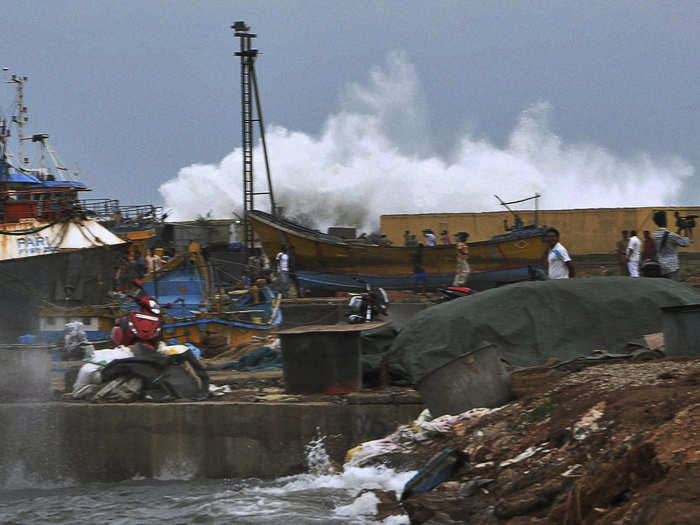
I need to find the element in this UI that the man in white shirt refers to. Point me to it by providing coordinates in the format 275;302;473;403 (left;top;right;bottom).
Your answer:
275;246;290;296
423;230;436;247
626;230;642;277
545;228;575;279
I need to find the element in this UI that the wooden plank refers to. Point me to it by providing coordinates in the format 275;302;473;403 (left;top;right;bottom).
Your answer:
278;321;390;335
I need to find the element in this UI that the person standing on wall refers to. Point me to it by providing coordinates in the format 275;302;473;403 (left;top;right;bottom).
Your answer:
275;245;290;297
616;230;629;276
439;230;451;245
423;229;437;247
626;230;642;277
453;232;470;286
545;228;575;279
652;211;690;281
412;243;428;292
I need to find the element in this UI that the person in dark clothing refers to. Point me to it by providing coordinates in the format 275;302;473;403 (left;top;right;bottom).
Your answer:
642;230;656;261
288;244;302;297
113;265;122;292
135;252;147;279
412;243;428;292
616;230;629;276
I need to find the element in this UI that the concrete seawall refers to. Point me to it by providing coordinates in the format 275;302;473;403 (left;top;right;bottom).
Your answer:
0;401;423;485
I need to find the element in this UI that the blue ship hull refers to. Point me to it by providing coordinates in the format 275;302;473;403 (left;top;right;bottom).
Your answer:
294;265;545;293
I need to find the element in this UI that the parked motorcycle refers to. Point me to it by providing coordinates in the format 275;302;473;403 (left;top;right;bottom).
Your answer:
111;279;165;350
346;279;390;323
434;286;476;303
88;281;209;403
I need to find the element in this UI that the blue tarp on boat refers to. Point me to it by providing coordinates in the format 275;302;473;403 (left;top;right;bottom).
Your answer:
2;172;42;183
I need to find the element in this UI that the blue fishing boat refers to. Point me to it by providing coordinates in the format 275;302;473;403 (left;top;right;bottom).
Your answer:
141;249;282;347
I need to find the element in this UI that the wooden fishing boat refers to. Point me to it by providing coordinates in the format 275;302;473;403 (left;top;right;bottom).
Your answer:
249;210;547;291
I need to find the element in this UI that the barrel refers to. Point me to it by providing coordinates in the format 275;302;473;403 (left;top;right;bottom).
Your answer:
279;322;390;394
662;304;700;357
416;342;511;417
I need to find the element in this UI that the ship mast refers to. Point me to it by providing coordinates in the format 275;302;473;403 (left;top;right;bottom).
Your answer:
494;193;542;230
0;118;7;178
232;21;276;254
4;71;29;170
2;68;76;181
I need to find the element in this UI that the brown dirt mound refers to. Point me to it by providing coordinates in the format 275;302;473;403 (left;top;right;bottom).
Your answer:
399;358;700;524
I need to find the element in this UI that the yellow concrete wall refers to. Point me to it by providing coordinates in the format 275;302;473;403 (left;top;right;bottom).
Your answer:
381;207;700;255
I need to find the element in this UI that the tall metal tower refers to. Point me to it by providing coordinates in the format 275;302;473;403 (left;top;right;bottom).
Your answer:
232;21;276;254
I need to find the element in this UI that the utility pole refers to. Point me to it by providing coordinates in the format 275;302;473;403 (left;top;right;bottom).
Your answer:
232;21;276;254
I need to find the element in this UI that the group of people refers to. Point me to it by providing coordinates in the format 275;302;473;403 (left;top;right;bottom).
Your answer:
547;210;691;281
615;211;691;279
410;231;471;288
270;210;691;296
404;229;452;247
113;249;165;292
617;230;652;277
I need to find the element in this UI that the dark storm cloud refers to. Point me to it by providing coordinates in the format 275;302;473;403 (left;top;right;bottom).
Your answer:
2;0;698;205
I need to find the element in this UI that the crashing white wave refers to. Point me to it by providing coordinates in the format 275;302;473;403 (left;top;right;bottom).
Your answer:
161;50;694;232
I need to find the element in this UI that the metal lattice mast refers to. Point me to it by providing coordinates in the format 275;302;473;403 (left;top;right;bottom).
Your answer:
4;71;29;169
232;21;276;254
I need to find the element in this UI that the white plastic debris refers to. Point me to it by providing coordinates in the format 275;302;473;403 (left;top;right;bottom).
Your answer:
72;363;103;391
157;341;190;356
572;401;606;440
346;407;497;467
72;346;135;393
63;321;88;354
561;464;582;477
209;384;232;397
88;346;134;365
499;446;543;468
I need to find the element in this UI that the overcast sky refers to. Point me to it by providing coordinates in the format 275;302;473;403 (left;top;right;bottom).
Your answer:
2;0;698;209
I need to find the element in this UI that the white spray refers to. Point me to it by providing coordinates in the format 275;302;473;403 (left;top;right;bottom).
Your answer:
160;51;694;232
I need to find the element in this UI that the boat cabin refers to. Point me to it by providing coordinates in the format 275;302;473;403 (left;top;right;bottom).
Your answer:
0;174;88;224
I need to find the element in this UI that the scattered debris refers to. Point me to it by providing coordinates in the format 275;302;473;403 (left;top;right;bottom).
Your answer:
499;446;545;468
572;401;606;440
344;358;700;524
345;408;496;468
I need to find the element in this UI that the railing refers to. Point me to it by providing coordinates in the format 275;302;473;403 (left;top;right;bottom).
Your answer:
79;199;164;222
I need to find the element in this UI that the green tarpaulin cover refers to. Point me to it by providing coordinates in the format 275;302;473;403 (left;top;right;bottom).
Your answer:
390;278;700;384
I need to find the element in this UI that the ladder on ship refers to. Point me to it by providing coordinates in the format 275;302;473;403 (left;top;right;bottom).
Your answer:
233;21;276;254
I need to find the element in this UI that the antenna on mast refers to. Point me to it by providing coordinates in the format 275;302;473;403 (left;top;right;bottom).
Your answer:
232;21;276;255
494;193;542;231
5;71;29;170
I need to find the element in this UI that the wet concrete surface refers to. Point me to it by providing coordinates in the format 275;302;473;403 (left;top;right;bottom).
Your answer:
0;395;424;484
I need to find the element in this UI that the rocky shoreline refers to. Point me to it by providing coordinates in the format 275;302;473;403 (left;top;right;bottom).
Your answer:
361;357;700;524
